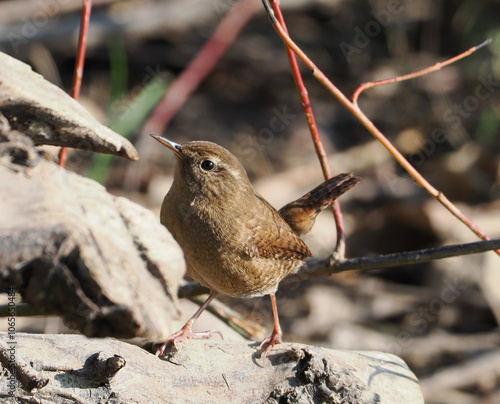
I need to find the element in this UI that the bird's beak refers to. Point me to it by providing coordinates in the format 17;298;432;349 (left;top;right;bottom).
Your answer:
150;134;183;157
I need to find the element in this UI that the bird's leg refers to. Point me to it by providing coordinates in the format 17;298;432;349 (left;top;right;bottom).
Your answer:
156;291;222;357
259;293;283;356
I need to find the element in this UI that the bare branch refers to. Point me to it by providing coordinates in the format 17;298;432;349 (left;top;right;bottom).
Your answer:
261;0;499;256
290;238;500;282
178;239;500;298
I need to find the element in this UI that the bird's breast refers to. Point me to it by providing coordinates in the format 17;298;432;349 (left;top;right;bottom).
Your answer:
161;190;305;298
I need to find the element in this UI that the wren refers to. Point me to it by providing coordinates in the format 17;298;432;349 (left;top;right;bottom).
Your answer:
151;135;360;357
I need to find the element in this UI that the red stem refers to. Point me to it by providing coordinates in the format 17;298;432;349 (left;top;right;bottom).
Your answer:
352;39;492;104
270;0;347;256
59;0;93;167
261;1;498;256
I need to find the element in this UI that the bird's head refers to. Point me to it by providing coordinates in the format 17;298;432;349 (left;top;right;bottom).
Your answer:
151;135;253;199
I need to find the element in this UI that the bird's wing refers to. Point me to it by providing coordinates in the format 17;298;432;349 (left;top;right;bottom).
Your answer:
239;193;312;261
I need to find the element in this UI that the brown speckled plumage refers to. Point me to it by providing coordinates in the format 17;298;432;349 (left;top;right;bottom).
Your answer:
152;136;359;356
160;140;311;298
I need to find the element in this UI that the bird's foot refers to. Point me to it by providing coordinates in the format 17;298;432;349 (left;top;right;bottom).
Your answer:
155;323;223;357
258;329;283;358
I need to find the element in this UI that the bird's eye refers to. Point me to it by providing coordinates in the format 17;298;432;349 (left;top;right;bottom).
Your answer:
200;160;216;171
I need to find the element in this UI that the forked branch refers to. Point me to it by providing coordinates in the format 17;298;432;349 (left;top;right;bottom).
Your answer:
269;0;348;257
262;0;499;257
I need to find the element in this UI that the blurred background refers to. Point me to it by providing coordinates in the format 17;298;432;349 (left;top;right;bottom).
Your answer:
0;0;499;402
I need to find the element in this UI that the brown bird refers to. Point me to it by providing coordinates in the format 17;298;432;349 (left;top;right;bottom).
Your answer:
151;135;360;357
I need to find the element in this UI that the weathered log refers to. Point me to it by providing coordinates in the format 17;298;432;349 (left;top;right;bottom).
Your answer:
0;122;184;340
0;332;424;403
0;51;138;160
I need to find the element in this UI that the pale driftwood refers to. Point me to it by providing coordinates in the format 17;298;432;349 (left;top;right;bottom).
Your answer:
0;123;184;341
0;332;424;404
0;51;138;160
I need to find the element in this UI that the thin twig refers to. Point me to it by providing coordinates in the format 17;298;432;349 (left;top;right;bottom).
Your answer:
0;303;43;317
351;39;492;104
290;238;500;282
261;0;499;256
191;296;266;340
269;0;347;257
58;0;93;167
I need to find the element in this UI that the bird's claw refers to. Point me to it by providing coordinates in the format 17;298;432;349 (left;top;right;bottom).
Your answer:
258;330;283;358
156;327;223;357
